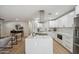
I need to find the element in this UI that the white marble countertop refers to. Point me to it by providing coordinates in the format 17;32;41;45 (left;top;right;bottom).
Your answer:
25;35;53;54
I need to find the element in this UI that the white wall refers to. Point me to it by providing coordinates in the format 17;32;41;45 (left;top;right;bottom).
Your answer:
3;21;30;37
0;20;7;37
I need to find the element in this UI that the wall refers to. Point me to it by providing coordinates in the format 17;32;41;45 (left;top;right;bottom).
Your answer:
0;20;7;37
3;21;30;37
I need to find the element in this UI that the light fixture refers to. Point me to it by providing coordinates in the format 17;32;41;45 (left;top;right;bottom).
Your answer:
16;18;19;21
56;12;58;15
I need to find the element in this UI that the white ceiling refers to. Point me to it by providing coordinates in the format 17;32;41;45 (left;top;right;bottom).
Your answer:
0;5;75;21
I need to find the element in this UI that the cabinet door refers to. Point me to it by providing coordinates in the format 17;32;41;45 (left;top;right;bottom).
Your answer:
62;35;73;53
59;17;64;27
53;20;56;27
57;19;61;27
55;20;57;27
61;11;74;27
61;15;67;27
55;20;59;27
49;21;55;27
66;12;74;27
75;5;79;15
52;21;55;27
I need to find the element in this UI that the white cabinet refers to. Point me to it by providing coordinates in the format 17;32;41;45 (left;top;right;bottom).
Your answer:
55;20;58;27
52;21;55;27
75;5;79;15
62;34;73;53
62;15;68;27
61;15;67;27
66;12;74;27
51;20;57;27
53;11;74;53
49;21;55;27
59;11;74;27
56;15;66;27
56;14;68;27
52;19;59;27
57;18;64;27
58;18;61;27
57;19;61;27
49;11;74;28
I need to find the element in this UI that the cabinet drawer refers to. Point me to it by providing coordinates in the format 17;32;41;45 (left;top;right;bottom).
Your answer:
63;36;73;44
63;40;73;47
63;39;73;44
63;40;73;52
65;43;73;52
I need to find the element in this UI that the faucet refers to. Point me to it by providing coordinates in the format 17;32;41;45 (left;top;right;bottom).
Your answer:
32;32;36;37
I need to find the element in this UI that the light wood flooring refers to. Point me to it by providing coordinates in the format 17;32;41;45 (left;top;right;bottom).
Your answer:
1;38;25;54
53;40;70;54
0;36;71;54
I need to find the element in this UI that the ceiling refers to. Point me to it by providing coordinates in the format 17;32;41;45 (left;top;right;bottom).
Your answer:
0;5;75;22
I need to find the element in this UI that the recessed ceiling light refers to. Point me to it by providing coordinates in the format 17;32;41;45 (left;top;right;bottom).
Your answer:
56;12;58;15
16;18;19;21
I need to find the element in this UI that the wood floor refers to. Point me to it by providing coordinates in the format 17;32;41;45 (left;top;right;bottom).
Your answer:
0;36;71;54
53;40;70;54
1;38;25;54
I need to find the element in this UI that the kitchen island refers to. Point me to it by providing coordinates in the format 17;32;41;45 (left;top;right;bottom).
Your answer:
25;35;53;54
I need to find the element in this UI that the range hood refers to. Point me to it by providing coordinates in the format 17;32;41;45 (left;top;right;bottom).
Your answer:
39;10;45;23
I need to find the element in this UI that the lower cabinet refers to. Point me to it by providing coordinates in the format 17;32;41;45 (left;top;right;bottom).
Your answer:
55;34;73;53
63;40;73;53
62;36;73;53
54;32;74;53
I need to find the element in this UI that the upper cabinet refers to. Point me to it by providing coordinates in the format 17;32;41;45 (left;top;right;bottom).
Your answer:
66;11;74;27
57;11;74;27
49;20;57;28
55;20;58;27
56;18;62;27
49;21;54;28
49;11;74;28
75;5;79;15
61;15;67;27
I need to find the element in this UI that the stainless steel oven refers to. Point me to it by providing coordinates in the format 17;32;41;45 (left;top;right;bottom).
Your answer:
57;34;62;40
74;15;79;53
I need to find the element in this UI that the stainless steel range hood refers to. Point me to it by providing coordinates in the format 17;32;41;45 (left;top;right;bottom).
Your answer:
39;10;45;23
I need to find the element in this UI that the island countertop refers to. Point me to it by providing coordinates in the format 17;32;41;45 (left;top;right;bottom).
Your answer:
25;35;53;54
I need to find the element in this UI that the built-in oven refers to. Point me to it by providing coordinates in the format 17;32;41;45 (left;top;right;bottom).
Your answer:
73;43;79;54
57;34;62;40
74;15;79;53
73;27;79;53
